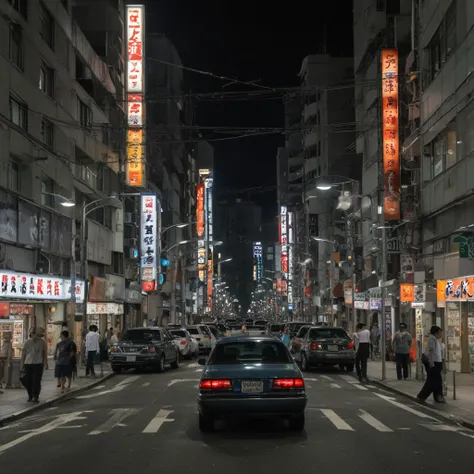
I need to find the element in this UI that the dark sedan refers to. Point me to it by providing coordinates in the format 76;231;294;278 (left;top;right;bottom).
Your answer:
293;326;355;372
197;336;307;432
109;327;180;373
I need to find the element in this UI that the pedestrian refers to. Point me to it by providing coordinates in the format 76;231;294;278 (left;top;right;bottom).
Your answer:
110;328;118;345
392;323;412;380
417;325;445;404
0;332;13;393
20;327;48;403
84;325;100;377
280;327;290;346
54;330;76;393
354;323;371;382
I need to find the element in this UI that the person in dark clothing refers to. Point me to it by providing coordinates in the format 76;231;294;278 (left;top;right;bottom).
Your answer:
354;323;371;382
392;323;412;380
54;330;76;393
417;326;445;403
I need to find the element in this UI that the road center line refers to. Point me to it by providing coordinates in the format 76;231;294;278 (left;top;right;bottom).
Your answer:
320;409;354;431
358;410;393;432
375;393;437;420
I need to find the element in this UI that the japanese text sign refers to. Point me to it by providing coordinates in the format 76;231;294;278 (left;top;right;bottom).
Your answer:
126;6;144;93
381;49;400;220
438;277;474;302
126;129;143;187
140;194;157;290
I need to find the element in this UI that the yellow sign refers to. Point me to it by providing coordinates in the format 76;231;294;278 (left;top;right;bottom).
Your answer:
126;129;144;187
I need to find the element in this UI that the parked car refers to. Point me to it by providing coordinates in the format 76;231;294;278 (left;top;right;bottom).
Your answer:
292;326;355;372
253;319;267;326
187;325;216;353
285;322;314;339
169;328;197;359
197;336;307;432
289;325;313;354
109;327;180;373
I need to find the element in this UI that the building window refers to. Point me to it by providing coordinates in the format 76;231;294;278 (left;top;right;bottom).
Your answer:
39;62;54;98
39;1;54;49
78;99;92;131
446;122;457;169
427;1;456;82
9;95;28;131
9;24;23;69
432;134;444;177
429;121;458;178
41;117;54;148
9;161;19;192
7;0;27;18
41;178;54;207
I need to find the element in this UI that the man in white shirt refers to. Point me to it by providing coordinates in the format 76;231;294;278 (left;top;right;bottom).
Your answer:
354;323;371;382
85;325;100;376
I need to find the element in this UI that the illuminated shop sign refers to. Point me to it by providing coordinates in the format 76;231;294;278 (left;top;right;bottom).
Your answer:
140;194;157;291
253;242;263;282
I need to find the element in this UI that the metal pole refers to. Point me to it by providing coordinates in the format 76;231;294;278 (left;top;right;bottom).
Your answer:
329;254;334;326
180;254;186;327
170;255;178;325
81;206;88;343
352;271;356;335
381;224;387;381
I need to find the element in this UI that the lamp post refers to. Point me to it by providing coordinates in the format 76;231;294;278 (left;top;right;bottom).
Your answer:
80;196;122;340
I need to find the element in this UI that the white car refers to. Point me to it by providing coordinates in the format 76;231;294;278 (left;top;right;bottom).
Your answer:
187;324;216;354
169;328;197;359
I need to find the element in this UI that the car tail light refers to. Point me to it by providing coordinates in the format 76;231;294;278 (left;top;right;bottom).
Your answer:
311;343;323;350
110;346;117;353
148;346;156;353
199;379;232;390
273;378;305;389
180;340;186;345
348;343;355;350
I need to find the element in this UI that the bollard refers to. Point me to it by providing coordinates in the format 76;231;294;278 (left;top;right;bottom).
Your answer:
453;370;456;400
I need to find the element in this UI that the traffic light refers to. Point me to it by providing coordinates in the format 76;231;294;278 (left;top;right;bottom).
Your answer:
159;254;169;286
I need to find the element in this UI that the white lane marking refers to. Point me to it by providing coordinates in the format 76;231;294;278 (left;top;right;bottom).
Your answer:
186;363;200;368
142;382;151;387
420;423;460;432
0;412;84;454
77;376;139;399
93;385;106;390
320;409;354;431
142;409;174;433
320;375;332;381
304;377;318;382
353;384;368;391
330;383;341;389
358;410;393;432
168;378;200;387
339;375;355;382
88;408;140;435
375;393;437;420
460;432;474;439
195;368;203;372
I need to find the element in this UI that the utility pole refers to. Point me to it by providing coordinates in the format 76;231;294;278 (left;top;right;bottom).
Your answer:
180;253;186;327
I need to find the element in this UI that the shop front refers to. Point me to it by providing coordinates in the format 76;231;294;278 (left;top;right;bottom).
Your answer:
0;270;84;357
354;291;369;324
437;276;474;373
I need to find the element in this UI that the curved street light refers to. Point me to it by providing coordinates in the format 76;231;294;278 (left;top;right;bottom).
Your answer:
41;192;76;207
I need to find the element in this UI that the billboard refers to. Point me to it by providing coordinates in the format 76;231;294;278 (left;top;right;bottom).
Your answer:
381;48;400;220
126;5;145;187
288;212;294;304
253;242;263;282
196;185;205;237
140;194;157;291
280;206;288;275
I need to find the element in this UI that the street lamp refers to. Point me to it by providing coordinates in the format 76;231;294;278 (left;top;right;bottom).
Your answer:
163;239;223;254
41;192;76;207
81;196;122;339
161;222;196;235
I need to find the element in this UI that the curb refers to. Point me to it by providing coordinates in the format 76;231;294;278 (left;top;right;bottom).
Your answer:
368;378;474;431
0;372;115;426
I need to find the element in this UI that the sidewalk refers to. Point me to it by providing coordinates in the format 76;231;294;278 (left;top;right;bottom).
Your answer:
0;360;113;424
368;360;474;429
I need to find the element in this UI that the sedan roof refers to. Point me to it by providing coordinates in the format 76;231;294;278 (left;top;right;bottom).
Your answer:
217;335;282;345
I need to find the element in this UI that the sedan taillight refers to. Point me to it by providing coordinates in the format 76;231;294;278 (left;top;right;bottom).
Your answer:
200;379;232;390
110;346;117;353
347;343;355;350
148;346;156;353
273;378;305;389
311;343;323;350
180;340;186;345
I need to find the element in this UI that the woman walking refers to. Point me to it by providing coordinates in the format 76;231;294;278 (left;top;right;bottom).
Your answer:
417;326;445;404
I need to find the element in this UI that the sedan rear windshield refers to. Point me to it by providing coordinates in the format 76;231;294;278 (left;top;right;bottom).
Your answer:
188;328;199;335
170;330;187;338
270;324;283;332
309;328;349;340
121;330;161;342
209;341;291;365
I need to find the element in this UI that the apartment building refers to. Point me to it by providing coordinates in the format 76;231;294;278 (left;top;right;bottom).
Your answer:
0;0;125;352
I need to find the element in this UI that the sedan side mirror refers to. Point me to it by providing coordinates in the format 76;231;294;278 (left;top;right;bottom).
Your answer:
198;358;207;366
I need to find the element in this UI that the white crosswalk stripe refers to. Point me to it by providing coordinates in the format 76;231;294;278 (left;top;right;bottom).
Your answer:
330;383;341;389
320;409;354;431
353;384;368;391
358;410;393;432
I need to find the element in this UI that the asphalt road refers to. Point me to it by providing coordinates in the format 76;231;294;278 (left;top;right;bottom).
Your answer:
1;361;473;474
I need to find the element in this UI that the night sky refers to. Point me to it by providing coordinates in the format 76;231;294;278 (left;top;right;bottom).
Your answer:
146;0;354;219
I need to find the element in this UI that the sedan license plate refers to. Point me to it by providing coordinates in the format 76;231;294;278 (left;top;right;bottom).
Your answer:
126;356;136;362
328;345;338;352
241;380;263;393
